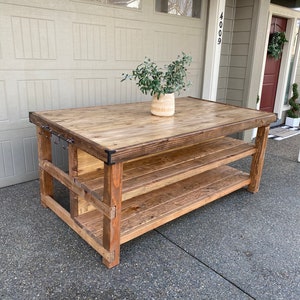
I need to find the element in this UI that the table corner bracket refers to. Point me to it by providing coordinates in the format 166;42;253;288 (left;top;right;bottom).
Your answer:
104;149;116;165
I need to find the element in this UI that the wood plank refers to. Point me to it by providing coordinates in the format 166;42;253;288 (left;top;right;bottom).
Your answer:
248;125;270;193
122;137;243;175
76;149;104;214
29;98;276;163
39;159;115;219
121;143;254;200
102;163;123;268
121;172;249;243
37;127;53;208
69;144;79;217
77;137;255;201
75;166;250;245
42;194;112;263
76;149;103;214
78;148;104;175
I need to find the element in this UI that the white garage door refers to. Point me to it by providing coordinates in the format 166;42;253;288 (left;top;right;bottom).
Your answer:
0;0;207;187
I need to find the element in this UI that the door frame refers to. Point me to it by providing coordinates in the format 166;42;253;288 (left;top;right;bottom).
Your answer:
202;0;226;101
259;5;300;119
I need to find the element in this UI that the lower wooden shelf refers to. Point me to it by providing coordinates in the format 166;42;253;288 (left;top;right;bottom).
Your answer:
75;165;250;245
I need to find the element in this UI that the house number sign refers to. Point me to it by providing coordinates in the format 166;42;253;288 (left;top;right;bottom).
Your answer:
217;12;224;45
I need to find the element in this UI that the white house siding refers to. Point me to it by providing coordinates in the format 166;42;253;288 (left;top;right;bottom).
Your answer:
0;0;207;187
217;0;255;107
217;0;235;103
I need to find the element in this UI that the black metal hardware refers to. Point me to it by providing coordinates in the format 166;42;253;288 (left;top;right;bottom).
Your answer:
105;149;116;165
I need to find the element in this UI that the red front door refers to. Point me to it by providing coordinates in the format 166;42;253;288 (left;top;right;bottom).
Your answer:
260;16;287;112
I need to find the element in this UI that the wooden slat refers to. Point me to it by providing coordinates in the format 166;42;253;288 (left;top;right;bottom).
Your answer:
75;165;250;245
248;125;270;193
69;144;79;218
120;167;249;243
76;149;103;215
77;137;255;201
37;127;53;208
39;159;115;219
121;143;254;200
29;98;276;163
78;148;104;175
102;163;123;268
42;194;113;263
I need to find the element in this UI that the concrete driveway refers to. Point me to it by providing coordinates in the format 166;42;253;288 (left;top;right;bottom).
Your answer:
1;135;299;299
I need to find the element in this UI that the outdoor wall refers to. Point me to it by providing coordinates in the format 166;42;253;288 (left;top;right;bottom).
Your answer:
0;0;207;187
217;0;255;107
217;0;235;103
228;0;255;107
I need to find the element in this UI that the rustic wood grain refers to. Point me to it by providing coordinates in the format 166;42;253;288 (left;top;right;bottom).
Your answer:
30;98;275;268
75;166;250;245
39;159;114;219
102;163;123;268
69;144;79;218
77;137;255;201
37;127;53;208
30;98;276;163
77;149;103;215
42;194;112;262
248;125;270;193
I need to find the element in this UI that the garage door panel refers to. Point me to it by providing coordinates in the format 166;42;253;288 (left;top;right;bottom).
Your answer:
0;80;8;122
18;79;61;118
0;128;36;187
115;26;144;61
0;0;207;187
0;140;14;179
12;16;57;60
73;22;107;61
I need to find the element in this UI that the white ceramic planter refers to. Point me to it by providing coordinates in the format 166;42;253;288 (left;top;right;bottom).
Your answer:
151;93;175;117
285;117;300;127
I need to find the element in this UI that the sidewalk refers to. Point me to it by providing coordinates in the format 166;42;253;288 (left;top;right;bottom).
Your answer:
1;135;299;299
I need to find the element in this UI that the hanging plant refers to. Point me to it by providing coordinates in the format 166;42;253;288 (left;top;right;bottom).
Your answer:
267;32;288;60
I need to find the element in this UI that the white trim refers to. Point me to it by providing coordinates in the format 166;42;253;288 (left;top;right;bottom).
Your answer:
202;0;226;101
289;24;300;89
256;9;273;110
258;4;300;119
273;18;296;118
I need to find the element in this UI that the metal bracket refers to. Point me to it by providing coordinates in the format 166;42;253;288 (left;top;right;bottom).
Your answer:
104;149;116;165
41;125;74;145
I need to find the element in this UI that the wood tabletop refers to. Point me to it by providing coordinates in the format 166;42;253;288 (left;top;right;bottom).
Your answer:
29;97;276;164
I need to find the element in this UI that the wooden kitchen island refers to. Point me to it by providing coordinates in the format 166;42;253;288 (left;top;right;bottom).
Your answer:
29;97;276;268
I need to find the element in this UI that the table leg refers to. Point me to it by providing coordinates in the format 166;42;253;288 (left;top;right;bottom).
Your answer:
68;144;79;218
102;162;123;268
37;127;53;207
248;125;270;193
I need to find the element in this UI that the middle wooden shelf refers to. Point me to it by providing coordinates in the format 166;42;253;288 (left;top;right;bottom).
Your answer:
77;136;256;203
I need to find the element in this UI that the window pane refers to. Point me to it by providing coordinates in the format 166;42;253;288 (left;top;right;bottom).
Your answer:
87;0;141;9
155;0;201;18
108;0;140;8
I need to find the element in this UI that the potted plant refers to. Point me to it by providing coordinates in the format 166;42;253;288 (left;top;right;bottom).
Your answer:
121;52;192;116
285;83;300;127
